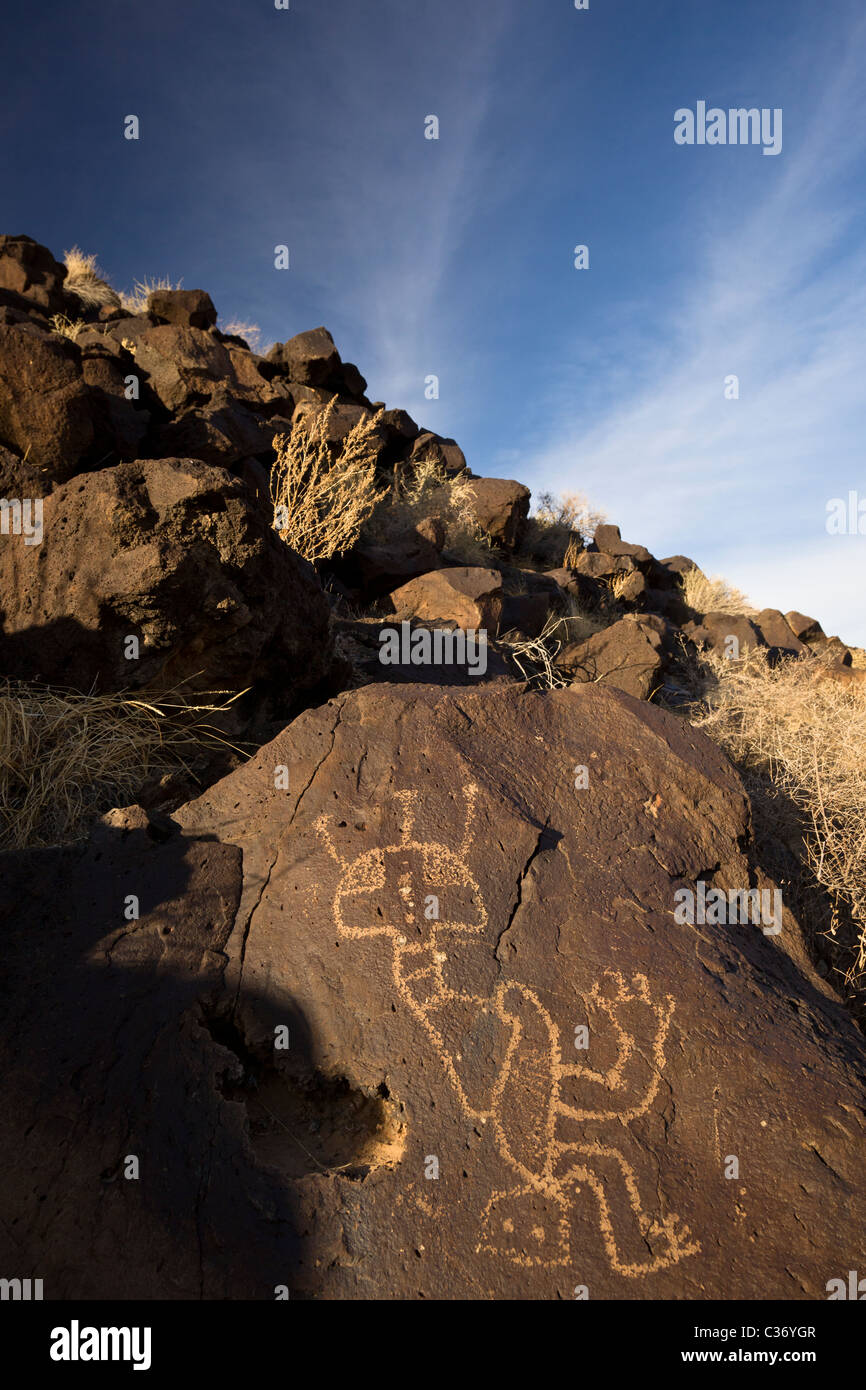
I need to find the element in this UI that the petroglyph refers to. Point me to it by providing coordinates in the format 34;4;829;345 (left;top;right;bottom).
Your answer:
316;785;699;1276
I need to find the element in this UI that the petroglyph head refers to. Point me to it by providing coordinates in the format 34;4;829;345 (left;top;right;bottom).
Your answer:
315;784;487;945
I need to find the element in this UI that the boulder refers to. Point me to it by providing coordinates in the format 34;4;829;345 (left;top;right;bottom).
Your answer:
641;586;692;627
161;681;866;1298
353;519;444;590
0;320;96;482
338;361;368;398
292;398;371;447
0;234;67;312
224;346;295;413
544;567;605;609
0;456;335;707
683;613;766;658
410;431;467;476
376;408;419;444
266;327;342;386
147;288;218;331
812;635;854;666
556;613;671;700
129;323;235;414
462;478;531;550
155;394;276;468
752;609;809;657
816;662;866;688
785;611;824;644
592;523;653;567
0;441;47;498
659;555;699;581
499;591;550;638
388;566;503;633
616;570;648;605
573;550;636;581
79;342;150;458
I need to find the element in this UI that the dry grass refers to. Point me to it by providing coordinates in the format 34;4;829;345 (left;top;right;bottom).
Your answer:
499;604;605;690
50;313;88;342
607;571;634;601
0;683;245;850
535;490;607;541
681;567;753;616
63;247;122;310
62;247;185;317
119;275;183;315
518;491;607;570
363;457;495;567
692;648;866;1008
563;534;583;570
271;399;387;563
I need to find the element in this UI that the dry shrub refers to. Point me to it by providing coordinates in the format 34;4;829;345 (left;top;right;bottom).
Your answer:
607;571;633;601
499;603;605;691
681;567;753;616
363;457;494;567
693;648;866;1006
534;490;606;540
63;247;121;310
519;490;606;570
271;399;387;563
563;533;583;570
0;683;243;850
118;275;182;314
49;313;88;342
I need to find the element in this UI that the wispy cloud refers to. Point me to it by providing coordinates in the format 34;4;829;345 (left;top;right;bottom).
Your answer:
288;1;518;415
522;16;866;646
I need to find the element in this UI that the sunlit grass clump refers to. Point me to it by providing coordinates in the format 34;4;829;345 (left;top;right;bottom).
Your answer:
693;648;866;1008
0;682;241;849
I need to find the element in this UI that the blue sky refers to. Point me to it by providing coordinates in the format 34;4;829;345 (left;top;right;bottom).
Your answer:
3;0;865;642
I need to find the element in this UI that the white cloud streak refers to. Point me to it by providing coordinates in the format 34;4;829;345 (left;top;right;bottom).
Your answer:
521;16;866;646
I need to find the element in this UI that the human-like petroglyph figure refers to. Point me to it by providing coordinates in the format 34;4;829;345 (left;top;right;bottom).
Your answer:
316;784;699;1275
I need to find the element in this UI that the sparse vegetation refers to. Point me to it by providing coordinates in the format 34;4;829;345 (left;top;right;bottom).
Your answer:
534;490;608;541
62;247;121;310
62;247;186;317
518;490;607;570
692;648;866;1011
271;399;387;563
499;604;606;690
0;682;244;850
363;456;495;567
681;567;753;616
118;275;183;315
49;313;88;342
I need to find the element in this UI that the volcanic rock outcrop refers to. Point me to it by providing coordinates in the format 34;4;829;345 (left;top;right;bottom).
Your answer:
0;455;333;705
2;237;865;1304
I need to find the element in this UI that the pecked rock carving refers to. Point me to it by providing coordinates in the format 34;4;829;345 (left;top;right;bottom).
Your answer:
315;784;699;1275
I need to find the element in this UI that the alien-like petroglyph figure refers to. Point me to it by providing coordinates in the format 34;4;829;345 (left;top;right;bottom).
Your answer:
316;784;699;1275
